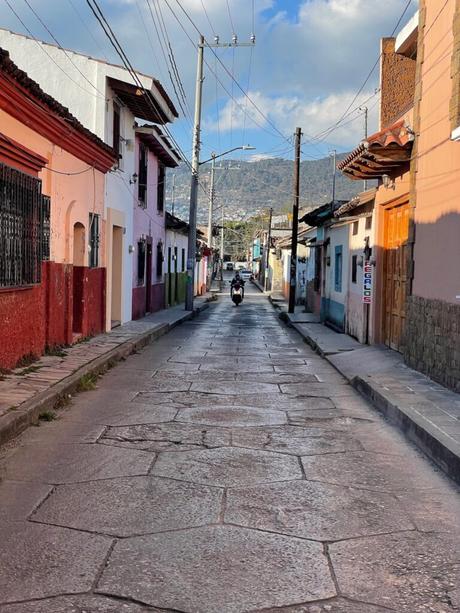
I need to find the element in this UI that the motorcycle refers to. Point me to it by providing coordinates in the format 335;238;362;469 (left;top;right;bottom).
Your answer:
230;281;244;306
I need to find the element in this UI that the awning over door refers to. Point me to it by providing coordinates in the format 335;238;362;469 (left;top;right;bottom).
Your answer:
337;119;414;180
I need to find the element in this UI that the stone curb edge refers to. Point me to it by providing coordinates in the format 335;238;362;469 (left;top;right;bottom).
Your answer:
271;301;460;486
0;302;209;447
352;375;460;486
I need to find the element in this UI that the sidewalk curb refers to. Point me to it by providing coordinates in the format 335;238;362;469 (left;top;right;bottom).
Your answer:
0;302;209;447
352;375;460;485
271;300;460;486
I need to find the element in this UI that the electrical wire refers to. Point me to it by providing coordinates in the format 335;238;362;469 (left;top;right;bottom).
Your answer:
317;0;413;142
21;0;106;98
162;0;286;141
169;0;291;142
0;132;97;174
156;0;190;112
226;0;235;34
65;0;109;61
85;0;208;196
3;0;105;99
200;0;216;37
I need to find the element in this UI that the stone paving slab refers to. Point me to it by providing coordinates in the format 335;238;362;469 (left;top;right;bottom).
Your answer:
97;525;336;612
0;595;153;613
0;522;111;604
1;284;460;612
225;480;414;541
330;531;460;612
0;299;210;446
32;476;222;537
280;310;460;485
3;442;153;484
151;446;302;487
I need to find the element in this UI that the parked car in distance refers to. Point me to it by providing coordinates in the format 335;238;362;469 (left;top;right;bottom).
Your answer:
225;262;234;271
240;269;252;281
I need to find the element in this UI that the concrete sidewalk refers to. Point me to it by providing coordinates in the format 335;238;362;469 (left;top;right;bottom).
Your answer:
0;297;212;446
269;298;460;485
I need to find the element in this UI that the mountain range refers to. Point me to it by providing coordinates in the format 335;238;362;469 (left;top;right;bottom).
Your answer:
165;153;366;224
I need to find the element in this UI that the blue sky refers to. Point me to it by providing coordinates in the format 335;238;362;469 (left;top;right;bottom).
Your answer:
0;0;418;164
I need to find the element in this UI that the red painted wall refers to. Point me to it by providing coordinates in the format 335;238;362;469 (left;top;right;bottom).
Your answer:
0;261;106;370
73;267;106;337
132;283;165;320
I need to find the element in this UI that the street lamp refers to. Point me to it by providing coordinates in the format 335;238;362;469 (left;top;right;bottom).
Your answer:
186;145;255;307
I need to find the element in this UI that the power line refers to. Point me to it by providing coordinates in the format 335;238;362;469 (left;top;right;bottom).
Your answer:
304;0;413;148
85;0;208;196
21;0;106;98
170;0;291;142
200;0;216;36
156;0;190;111
162;0;286;140
226;0;235;35
65;0;109;61
3;0;105;99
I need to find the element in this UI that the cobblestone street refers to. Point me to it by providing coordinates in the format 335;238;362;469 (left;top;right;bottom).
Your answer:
0;285;459;612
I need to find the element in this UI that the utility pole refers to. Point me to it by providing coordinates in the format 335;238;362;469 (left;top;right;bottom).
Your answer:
171;173;176;217
331;148;337;204
288;127;302;314
264;207;273;292
185;34;204;311
360;106;368;191
207;153;216;246
185;35;254;310
220;204;224;280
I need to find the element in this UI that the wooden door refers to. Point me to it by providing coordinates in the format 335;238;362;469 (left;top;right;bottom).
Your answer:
383;201;409;352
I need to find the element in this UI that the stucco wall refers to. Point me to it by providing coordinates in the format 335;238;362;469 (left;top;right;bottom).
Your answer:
0;262;105;370
411;0;460;305
346;213;376;343
0;109;106;267
322;223;349;331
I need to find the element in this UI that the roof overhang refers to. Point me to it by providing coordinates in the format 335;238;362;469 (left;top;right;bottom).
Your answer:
395;11;419;57
136;125;181;168
334;187;377;217
338;119;414;180
108;77;178;124
300;200;348;227
166;211;189;233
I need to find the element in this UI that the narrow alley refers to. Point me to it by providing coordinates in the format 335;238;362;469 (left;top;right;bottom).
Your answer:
0;285;459;613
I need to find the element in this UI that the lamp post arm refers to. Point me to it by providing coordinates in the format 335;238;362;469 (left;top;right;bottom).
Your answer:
200;146;246;165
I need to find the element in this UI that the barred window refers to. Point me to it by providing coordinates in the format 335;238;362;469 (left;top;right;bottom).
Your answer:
138;143;147;206
0;163;50;288
89;213;100;268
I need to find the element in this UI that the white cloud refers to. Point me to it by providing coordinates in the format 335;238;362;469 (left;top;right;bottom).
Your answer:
205;89;380;147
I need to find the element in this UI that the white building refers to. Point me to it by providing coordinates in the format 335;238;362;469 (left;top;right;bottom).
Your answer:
0;28;178;329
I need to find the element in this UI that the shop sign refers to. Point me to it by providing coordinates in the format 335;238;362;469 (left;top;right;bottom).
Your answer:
363;261;373;304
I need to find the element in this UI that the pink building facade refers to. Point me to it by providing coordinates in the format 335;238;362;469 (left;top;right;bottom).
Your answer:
0;48;115;369
132;126;180;319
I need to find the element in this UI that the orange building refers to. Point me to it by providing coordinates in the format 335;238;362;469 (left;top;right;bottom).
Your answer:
0;48;115;369
404;0;460;391
339;5;460;392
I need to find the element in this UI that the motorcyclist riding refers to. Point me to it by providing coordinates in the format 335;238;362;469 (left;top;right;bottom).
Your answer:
230;272;245;298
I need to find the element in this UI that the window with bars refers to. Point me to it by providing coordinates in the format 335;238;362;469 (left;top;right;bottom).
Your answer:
113;101;121;165
0;163;50;288
89;213;100;268
156;241;163;277
334;245;343;292
138;143;147;206
157;163;165;213
137;240;146;285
